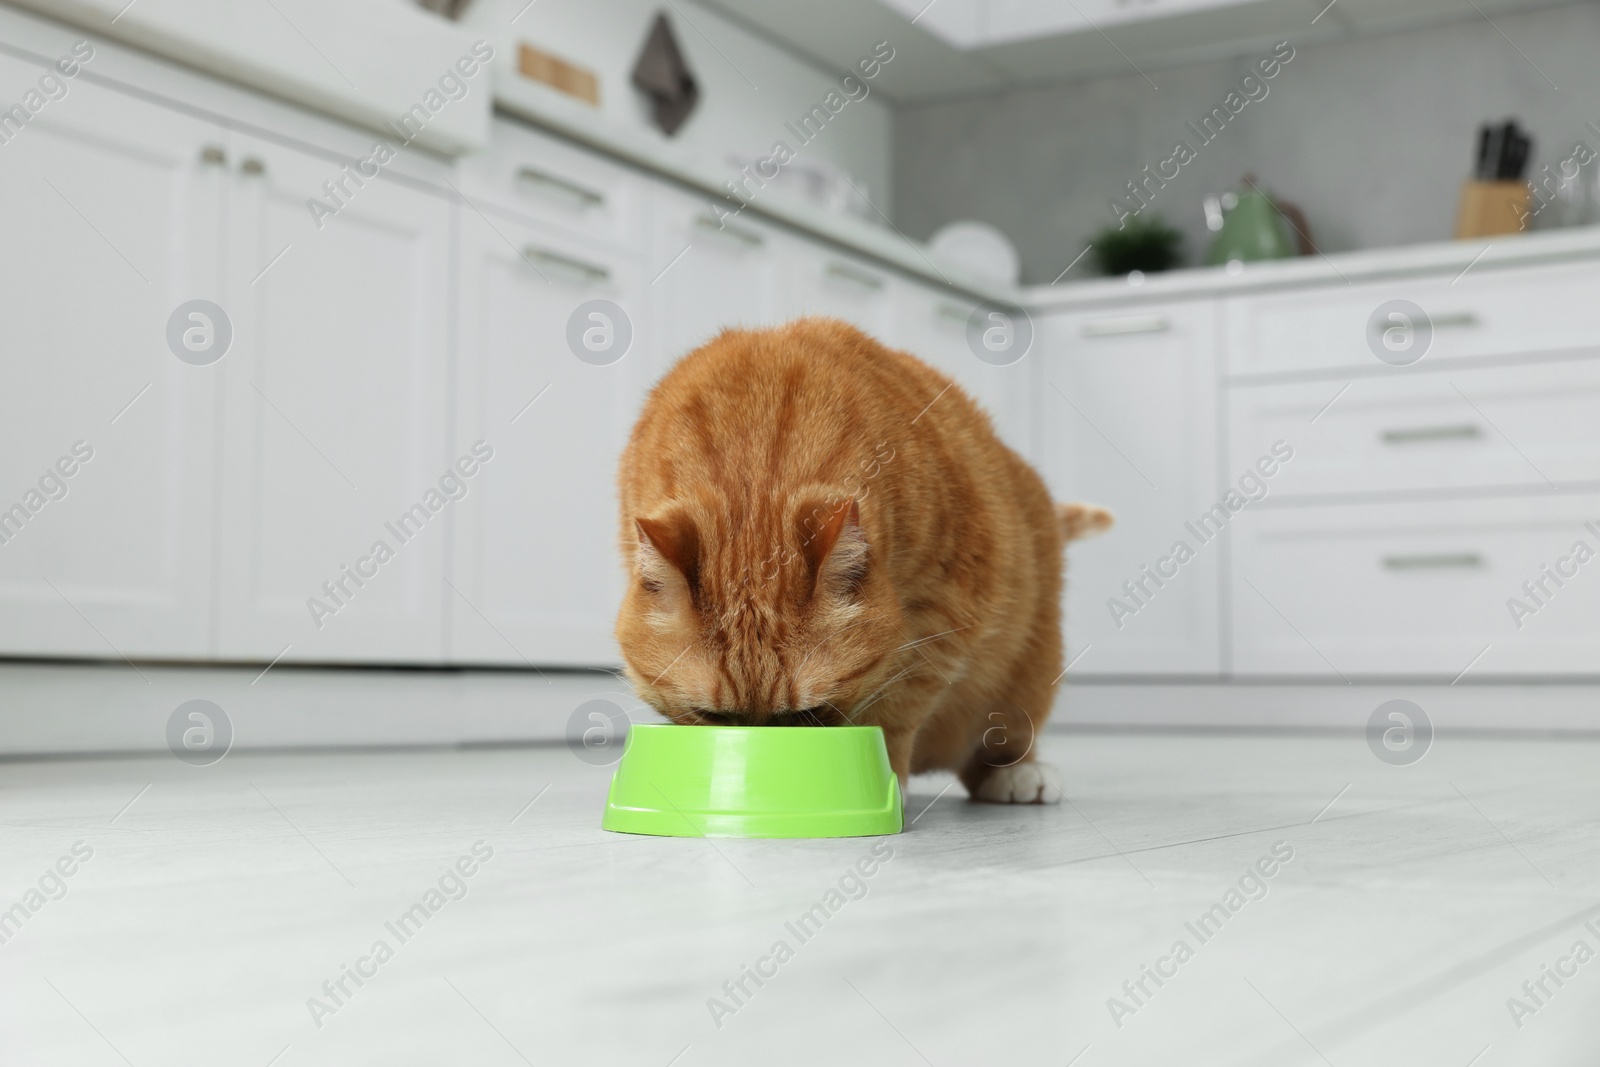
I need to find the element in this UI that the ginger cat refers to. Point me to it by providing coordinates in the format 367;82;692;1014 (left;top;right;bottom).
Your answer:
615;318;1110;803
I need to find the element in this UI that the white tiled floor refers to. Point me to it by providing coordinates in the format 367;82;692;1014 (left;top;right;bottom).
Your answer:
2;730;1597;1066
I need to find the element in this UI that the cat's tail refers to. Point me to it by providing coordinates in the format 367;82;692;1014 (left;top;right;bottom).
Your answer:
1056;502;1114;543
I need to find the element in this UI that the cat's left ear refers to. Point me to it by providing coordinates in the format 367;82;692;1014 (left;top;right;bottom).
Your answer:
802;498;869;599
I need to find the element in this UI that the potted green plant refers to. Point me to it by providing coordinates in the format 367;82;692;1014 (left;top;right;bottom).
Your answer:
1088;214;1185;276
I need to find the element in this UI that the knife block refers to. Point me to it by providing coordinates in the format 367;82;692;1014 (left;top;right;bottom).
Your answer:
1454;180;1531;239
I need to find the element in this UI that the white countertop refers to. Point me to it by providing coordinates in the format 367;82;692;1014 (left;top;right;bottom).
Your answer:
1023;225;1600;310
11;0;1599;308
489;72;1600;310
488;45;1600;309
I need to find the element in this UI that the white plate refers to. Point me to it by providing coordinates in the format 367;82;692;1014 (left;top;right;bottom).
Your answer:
928;220;1021;286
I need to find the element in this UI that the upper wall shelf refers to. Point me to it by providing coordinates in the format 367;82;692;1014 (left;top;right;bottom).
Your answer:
8;0;492;153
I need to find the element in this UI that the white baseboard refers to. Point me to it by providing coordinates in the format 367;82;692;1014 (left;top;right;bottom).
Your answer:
3;661;1597;758
0;661;650;757
1057;679;1600;733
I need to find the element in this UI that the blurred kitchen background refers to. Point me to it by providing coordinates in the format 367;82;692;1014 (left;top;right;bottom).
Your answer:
2;0;1598;753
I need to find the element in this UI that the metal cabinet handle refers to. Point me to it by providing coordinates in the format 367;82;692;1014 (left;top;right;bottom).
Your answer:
825;261;885;291
1081;314;1170;337
522;245;610;283
1380;424;1483;445
695;213;765;247
240;157;266;176
200;144;227;166
1382;553;1484;571
515;165;605;207
935;300;971;324
1430;312;1479;330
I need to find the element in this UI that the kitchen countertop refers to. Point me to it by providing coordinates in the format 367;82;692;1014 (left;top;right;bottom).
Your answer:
1024;224;1600;311
491;71;1600;311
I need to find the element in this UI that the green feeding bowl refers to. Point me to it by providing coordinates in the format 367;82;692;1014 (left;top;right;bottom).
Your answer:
602;724;903;838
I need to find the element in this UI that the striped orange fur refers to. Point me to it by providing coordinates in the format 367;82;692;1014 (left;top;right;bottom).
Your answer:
615;318;1108;799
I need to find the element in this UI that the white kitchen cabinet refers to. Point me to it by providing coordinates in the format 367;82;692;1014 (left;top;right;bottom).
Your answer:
889;282;1032;459
0;53;221;658
1231;494;1600;676
215;132;454;663
30;0;1600;690
1034;302;1222;675
781;236;897;338
647;188;788;377
450;212;651;666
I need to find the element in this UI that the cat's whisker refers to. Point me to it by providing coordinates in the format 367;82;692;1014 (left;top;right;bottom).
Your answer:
797;705;830;728
793;608;890;674
794;623;860;674
848;662;922;722
891;623;959;686
891;625;970;654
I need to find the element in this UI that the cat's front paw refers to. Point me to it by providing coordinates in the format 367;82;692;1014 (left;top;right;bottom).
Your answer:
973;761;1062;804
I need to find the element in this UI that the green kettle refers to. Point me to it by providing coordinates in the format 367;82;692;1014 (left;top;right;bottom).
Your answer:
1204;179;1296;265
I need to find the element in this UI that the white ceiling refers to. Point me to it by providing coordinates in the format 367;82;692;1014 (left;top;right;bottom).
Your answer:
876;0;1266;51
695;0;1579;103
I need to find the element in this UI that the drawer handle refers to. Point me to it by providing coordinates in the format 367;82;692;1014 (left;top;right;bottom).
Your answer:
516;165;606;208
935;300;971;324
1380;424;1483;445
825;261;886;291
522;245;610;284
1081;314;1170;337
1382;553;1484;571
1430;312;1479;330
695;213;765;247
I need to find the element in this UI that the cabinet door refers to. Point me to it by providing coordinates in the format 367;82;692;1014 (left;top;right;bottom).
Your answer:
890;283;1031;459
1034;303;1222;675
0;56;221;658
648;190;786;378
451;215;650;666
780;239;896;338
216;134;452;662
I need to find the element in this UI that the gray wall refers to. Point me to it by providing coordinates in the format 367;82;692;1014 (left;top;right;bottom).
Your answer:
892;2;1600;284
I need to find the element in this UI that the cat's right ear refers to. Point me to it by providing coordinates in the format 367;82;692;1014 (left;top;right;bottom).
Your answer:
635;512;700;599
803;497;869;600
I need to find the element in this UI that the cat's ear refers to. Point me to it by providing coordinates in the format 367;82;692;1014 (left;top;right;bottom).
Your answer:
802;498;868;599
635;510;700;597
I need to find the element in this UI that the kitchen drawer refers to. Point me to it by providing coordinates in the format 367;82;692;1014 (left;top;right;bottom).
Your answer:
1230;495;1600;676
454;119;641;248
1229;358;1600;499
1225;260;1600;377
